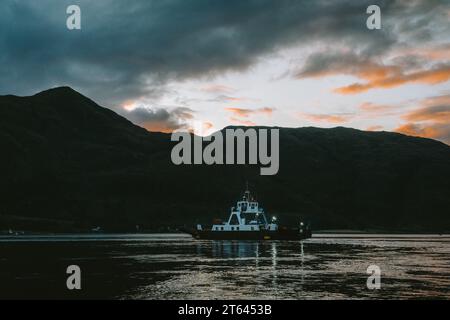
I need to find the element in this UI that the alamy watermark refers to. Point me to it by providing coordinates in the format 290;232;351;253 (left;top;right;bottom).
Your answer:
66;4;381;31
171;128;279;176
66;5;81;30
366;5;381;30
366;265;381;290
66;265;81;290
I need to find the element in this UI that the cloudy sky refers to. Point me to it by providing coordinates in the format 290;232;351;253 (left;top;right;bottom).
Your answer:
1;0;449;143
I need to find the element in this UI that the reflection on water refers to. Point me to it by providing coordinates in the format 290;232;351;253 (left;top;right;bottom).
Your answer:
0;234;449;299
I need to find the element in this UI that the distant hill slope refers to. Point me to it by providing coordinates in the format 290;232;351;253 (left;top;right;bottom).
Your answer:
1;87;449;232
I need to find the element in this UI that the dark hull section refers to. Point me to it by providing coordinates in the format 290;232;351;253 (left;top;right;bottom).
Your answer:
188;229;312;241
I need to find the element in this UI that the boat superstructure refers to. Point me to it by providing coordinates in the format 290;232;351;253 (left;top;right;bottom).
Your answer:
188;186;311;240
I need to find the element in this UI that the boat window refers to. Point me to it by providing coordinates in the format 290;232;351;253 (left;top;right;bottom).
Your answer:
236;227;239;231
251;227;254;231
231;227;234;231
221;227;224;231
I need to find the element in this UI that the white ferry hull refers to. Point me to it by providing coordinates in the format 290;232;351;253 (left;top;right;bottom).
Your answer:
188;229;312;240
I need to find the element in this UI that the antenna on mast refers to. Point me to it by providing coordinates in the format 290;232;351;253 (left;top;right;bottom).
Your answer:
244;180;250;200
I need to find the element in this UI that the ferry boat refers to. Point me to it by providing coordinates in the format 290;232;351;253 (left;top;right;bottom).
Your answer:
187;187;311;240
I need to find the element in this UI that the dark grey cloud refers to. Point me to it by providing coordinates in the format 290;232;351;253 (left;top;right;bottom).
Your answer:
295;52;383;78
294;0;449;85
123;106;194;132
0;0;448;107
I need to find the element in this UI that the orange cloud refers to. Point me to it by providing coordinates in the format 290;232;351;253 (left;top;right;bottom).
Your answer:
203;122;214;131
354;65;400;82
225;107;274;118
299;112;352;124
395;123;449;142
395;95;450;144
404;105;450;123
140;122;178;133
358;102;401;119
359;102;393;113
201;84;234;94
336;65;450;94
297;51;450;95
230;117;256;126
218;96;250;103
366;125;384;131
420;94;450;107
122;100;137;111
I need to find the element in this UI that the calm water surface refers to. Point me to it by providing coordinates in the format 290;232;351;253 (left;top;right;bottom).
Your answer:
0;234;449;299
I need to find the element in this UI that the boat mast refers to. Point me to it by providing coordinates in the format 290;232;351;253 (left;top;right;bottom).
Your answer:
245;181;250;200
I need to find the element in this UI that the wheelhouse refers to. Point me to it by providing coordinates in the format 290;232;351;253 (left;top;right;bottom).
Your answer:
206;188;278;232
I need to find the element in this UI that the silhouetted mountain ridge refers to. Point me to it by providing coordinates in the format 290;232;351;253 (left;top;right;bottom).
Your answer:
1;87;449;232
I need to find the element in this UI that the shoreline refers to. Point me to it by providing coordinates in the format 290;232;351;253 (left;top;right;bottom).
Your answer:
1;232;450;240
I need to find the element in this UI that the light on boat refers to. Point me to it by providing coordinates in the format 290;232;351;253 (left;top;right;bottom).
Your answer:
272;216;277;222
